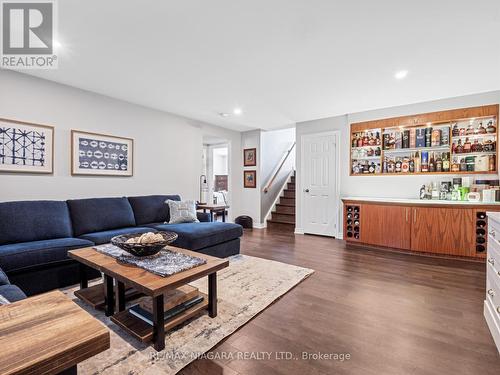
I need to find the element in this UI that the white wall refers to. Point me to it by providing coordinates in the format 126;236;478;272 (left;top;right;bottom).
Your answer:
239;130;261;225
260;128;295;222
0;70;243;221
296;90;500;236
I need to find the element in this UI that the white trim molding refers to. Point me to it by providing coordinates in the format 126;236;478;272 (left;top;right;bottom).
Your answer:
294;227;304;234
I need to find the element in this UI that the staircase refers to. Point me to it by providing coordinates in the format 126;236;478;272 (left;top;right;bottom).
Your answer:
266;172;295;232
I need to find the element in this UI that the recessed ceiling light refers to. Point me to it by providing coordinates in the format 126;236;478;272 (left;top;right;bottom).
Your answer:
394;70;408;80
218;112;229;118
233;107;242;115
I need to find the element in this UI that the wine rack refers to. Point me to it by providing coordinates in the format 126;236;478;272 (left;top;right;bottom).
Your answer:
476;211;487;254
345;205;361;241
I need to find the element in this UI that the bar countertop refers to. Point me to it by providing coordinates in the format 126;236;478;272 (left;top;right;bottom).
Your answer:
342;196;500;206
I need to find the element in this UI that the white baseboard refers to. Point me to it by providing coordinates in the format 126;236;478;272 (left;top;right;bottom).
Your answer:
294;228;304;234
253;222;267;229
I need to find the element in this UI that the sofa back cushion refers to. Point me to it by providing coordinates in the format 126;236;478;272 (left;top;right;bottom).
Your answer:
128;195;181;225
0;201;73;245
67;197;137;236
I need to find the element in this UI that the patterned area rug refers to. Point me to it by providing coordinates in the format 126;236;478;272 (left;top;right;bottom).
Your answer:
61;254;314;374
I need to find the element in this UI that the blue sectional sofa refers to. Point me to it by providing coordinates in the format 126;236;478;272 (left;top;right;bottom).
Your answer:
0;195;242;296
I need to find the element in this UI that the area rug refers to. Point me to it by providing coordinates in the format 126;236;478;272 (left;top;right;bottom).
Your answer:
61;254;314;374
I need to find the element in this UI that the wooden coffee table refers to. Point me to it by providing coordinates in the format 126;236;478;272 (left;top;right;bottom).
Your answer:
0;290;110;375
68;246;229;351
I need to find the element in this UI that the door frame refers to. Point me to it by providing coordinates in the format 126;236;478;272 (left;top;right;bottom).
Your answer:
299;130;341;237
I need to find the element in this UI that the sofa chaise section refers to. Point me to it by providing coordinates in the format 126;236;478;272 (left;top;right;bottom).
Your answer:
67;197;156;245
128;195;242;258
0;200;99;296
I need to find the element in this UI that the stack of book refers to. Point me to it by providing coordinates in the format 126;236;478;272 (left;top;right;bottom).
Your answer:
129;285;203;325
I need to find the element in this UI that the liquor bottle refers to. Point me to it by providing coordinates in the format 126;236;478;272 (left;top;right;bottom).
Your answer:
352;134;358;148
459;126;466;136
442;152;450;172
435;153;443;172
375;147;381;156
421;152;429;172
409;153;415;173
451;158;460;172
363;133;369;146
478;122;486;134
375;132;381;145
489;155;496;171
451;142;456;153
487;120;496;134
463;137;472;153
414;151;421;172
455;139;464;154
431;129;441;147
369;162;375;174
409;129;416;148
429;152;436;172
466;123;474;135
389;133;396;149
387;158;395;173
357;135;363;147
382;157;388;173
459;158;467;172
425;127;432;147
441;127;450;145
395;157;402;173
471;139;481;152
452;123;460;137
401;157;409;173
402;130;410;148
395;132;402;149
368;132;376;146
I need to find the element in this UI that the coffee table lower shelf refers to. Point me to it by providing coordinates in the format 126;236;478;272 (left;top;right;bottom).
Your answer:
74;283;143;309
110;292;209;342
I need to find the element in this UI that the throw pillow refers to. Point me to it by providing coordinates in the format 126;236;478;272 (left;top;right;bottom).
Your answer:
0;294;10;305
165;200;199;224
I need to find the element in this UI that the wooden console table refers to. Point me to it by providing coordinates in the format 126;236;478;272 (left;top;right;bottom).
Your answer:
0;290;110;375
197;203;229;222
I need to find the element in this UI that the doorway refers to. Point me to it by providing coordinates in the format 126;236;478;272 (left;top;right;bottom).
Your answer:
300;131;339;237
202;136;230;221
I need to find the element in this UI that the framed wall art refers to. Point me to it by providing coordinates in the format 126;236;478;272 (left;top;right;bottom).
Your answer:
0;118;54;174
71;130;134;176
244;170;257;188
243;148;257;166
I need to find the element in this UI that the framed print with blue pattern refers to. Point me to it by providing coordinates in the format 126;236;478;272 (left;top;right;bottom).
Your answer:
0;118;54;174
71;130;133;176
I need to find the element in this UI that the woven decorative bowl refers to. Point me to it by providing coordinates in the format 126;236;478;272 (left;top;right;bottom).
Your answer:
111;231;178;257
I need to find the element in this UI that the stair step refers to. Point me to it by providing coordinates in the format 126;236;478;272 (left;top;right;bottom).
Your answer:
279;197;295;205
287;183;295;189
283;190;295;198
267;219;295;232
272;213;295;222
275;204;295;214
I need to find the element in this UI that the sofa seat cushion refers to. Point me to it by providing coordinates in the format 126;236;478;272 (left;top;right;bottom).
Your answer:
79;227;156;245
0;238;94;273
67;197;137;236
0;284;27;302
128;195;181;225
145;222;243;251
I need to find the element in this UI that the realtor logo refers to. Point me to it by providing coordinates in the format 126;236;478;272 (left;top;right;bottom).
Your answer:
1;0;58;69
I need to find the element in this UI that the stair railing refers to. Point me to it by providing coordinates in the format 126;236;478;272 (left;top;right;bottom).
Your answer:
263;142;296;193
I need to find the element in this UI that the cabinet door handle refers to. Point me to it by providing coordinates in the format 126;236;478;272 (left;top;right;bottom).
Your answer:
488;258;495;266
488;289;495;297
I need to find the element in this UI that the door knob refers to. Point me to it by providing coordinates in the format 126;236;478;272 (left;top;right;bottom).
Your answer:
304;189;310;193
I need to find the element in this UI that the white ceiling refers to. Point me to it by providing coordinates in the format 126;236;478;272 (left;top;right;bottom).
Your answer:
25;0;500;131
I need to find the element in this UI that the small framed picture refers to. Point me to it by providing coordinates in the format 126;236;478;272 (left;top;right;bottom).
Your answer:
244;170;257;188
243;148;256;166
0;118;54;174
71;130;134;176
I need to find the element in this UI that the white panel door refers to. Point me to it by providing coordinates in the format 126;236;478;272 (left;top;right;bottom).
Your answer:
302;132;337;236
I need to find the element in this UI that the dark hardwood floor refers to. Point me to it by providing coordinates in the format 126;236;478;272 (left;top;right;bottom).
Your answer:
180;229;500;375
